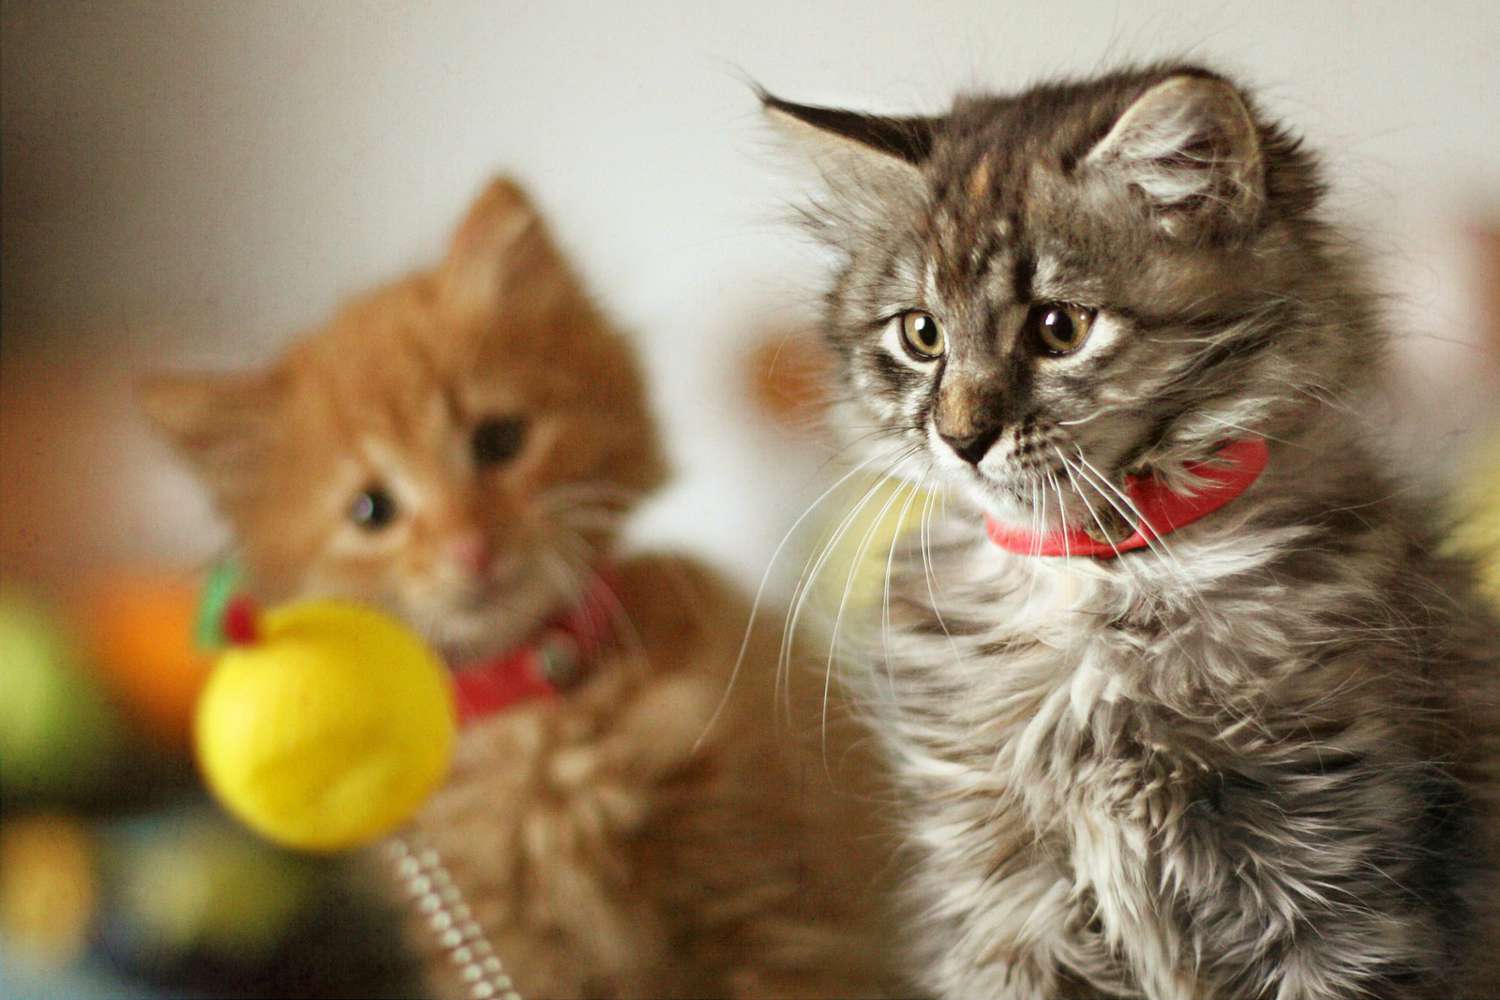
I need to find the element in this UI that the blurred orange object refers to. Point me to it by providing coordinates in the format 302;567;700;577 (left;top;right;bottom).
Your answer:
78;572;213;751
0;813;99;967
747;327;835;427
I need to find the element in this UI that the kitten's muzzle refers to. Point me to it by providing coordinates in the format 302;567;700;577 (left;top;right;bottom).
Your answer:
940;424;1003;466
933;376;1009;466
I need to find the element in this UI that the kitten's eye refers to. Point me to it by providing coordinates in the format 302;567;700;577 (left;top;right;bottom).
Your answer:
472;416;527;467
350;485;398;531
1029;303;1097;356
899;311;945;361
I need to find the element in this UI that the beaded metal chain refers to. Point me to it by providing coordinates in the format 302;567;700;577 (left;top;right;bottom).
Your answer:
386;834;521;1000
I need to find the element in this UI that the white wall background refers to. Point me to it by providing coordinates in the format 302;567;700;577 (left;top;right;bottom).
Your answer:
4;0;1498;590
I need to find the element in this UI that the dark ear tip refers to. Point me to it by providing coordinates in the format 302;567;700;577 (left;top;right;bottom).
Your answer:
745;75;793;109
755;88;834;124
756;88;797;117
757;90;935;165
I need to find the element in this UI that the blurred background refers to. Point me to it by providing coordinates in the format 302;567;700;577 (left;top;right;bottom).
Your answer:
3;1;1498;997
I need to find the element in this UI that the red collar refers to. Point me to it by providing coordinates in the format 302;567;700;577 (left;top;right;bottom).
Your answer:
985;438;1270;559
449;573;618;725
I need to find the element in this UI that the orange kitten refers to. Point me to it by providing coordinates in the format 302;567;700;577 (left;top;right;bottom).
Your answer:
143;179;898;999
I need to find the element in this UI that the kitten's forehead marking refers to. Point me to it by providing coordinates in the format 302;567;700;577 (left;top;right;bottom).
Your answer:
966;154;994;201
970;216;1012;272
929;160;1023;301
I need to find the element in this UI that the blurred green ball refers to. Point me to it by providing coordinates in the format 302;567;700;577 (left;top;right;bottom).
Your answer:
0;589;123;801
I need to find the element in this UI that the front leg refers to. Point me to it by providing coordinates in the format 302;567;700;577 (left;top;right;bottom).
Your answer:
907;797;1136;1000
400;652;729;998
1074;727;1465;1000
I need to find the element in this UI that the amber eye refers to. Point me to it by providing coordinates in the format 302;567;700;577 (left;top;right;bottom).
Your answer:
472;416;526;467
350;485;398;531
1029;303;1097;355
899;310;945;361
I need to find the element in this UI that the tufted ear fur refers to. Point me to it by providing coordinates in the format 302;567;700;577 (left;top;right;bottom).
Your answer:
1083;73;1265;241
761;90;938;248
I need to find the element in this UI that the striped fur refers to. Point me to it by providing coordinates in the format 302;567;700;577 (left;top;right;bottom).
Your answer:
765;64;1500;999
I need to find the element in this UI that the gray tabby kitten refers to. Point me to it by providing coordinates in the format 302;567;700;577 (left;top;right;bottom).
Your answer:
762;64;1500;1000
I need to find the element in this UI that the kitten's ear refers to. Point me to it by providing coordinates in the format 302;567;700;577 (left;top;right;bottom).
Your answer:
1083;73;1265;240
138;368;283;494
761;91;936;243
446;177;540;272
761;91;936;169
441;177;577;321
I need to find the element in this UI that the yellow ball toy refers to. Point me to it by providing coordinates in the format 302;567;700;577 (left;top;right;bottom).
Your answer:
194;599;456;853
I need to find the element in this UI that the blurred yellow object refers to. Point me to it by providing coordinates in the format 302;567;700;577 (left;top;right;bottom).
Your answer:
194;600;456;852
0;814;98;965
1452;435;1500;604
81;572;214;751
110;810;317;963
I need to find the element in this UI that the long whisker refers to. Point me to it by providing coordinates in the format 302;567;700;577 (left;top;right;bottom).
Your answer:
1055;452;1127;561
1066;445;1216;619
821;471;922;760
1056;401;1140;427
1045;465;1073;566
917;482;962;669
692;442;914;752
1066;447;1184;576
881;472;928;701
1057;448;1201;616
1054;450;1259;732
777;446;922;731
1019;471;1046;614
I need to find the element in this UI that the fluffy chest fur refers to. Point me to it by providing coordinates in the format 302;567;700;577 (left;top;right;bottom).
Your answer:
862;487;1499;1000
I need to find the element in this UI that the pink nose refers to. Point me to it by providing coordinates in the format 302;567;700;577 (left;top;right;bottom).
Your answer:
446;530;492;576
